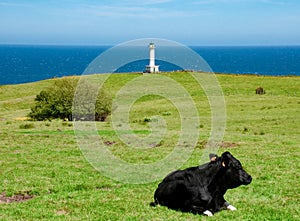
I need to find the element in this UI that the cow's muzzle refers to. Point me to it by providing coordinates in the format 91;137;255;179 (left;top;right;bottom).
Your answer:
243;174;252;185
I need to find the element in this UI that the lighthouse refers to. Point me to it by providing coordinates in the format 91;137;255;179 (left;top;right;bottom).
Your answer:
145;43;159;73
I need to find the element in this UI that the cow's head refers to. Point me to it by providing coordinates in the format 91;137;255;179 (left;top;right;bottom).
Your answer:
211;152;252;189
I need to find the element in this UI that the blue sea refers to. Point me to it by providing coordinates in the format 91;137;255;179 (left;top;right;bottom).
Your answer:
1;45;300;85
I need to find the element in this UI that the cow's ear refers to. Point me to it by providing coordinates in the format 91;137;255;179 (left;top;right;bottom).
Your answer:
209;153;218;162
221;152;231;167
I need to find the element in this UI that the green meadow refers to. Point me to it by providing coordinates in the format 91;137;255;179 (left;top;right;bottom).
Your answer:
0;72;299;220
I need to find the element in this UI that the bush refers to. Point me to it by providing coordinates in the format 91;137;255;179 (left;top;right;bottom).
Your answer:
19;123;35;129
72;78;113;121
28;77;112;121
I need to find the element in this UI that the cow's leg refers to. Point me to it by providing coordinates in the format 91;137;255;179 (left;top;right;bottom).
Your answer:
154;180;190;210
207;194;227;213
224;201;237;211
185;204;205;214
203;210;214;216
180;194;209;215
182;188;213;215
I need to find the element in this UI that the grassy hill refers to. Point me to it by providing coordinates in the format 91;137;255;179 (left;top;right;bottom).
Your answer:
0;72;299;220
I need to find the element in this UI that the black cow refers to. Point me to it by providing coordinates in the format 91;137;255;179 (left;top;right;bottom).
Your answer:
151;151;252;216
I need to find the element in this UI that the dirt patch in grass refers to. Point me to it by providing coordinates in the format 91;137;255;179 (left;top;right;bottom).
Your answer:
104;140;117;146
196;140;240;149
0;192;34;204
56;209;69;216
219;141;240;148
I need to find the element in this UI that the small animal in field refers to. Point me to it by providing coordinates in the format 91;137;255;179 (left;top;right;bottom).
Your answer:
256;87;265;94
151;151;252;216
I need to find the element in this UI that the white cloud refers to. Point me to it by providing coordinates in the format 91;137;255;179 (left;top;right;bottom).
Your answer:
193;0;290;4
0;1;31;7
137;0;173;4
193;0;291;5
74;3;197;19
260;0;290;5
192;0;248;4
121;0;174;5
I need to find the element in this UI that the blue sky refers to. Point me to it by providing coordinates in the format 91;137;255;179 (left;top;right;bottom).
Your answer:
0;0;299;45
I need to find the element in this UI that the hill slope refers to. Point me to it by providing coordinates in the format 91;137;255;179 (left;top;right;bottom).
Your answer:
0;72;299;220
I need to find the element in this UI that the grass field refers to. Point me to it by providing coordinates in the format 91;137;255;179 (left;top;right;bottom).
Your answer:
0;72;299;220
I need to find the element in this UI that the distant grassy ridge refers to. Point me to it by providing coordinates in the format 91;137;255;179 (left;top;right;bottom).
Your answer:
0;72;299;220
1;72;300;120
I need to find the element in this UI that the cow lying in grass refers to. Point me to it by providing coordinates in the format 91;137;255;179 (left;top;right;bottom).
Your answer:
151;151;252;216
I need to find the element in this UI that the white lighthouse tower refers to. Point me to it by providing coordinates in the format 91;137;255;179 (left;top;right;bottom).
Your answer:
145;43;159;73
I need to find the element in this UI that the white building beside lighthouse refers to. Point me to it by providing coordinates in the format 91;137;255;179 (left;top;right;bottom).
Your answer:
145;43;159;73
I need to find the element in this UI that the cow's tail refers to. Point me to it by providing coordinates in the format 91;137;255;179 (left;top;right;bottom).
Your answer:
150;198;159;207
149;202;157;207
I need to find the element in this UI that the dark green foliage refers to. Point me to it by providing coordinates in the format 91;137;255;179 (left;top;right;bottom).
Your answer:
143;117;152;122
28;77;112;121
72;79;113;121
19;123;35;129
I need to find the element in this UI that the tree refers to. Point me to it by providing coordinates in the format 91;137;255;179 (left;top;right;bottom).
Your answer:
28;77;112;121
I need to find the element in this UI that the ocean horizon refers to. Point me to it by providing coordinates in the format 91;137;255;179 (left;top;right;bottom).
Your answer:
1;44;300;85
